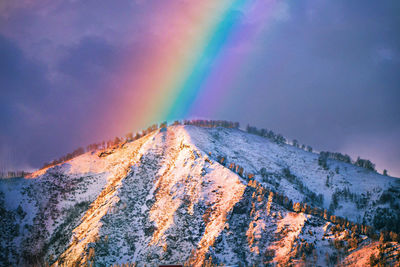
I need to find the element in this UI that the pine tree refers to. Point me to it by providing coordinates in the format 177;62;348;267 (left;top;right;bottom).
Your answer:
113;137;121;145
125;132;133;141
293;202;302;212
293;139;299;148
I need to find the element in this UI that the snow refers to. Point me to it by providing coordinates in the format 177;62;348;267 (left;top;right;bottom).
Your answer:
1;125;399;266
184;125;399;222
272;212;308;262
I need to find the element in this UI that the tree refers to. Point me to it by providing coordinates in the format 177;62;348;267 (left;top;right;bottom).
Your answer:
16;204;26;219
329;192;339;211
355;157;376;171
323;209;329;220
301;203;310;213
383;169;388;176
113;137;121;146
238;167;244;177
379;231;388;243
369;253;378;266
389;231;399;242
293;202;302;213
275;134;286;144
318;153;328;170
125;132;133;141
160;121;167;128
293;139;299;148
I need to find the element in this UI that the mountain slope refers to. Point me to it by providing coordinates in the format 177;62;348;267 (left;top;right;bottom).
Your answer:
1;125;399;266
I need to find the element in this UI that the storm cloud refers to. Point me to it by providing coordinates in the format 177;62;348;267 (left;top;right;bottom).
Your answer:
0;0;399;176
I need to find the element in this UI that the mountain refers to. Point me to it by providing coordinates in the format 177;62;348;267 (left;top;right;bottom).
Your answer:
1;125;399;266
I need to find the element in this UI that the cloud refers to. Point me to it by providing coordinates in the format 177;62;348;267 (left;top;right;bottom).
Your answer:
0;34;53;169
375;47;396;62
0;35;49;130
0;35;47;94
57;36;118;81
272;2;290;22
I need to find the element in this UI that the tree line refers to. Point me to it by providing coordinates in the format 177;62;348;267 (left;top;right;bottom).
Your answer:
0;171;31;179
243;123;383;174
245;125;287;145
318;151;377;172
183;119;239;129
40;120;240;170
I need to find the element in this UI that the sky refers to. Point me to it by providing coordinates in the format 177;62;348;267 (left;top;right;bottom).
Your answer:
0;0;399;177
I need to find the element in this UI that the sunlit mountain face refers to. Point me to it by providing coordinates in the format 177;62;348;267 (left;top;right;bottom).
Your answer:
1;123;399;266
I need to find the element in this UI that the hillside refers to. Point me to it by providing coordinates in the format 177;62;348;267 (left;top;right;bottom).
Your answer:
1;125;399;266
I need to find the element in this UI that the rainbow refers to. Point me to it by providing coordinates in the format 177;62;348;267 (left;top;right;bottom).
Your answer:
104;0;284;136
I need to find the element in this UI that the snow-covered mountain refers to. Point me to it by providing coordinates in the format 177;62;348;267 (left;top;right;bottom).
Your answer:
1;125;399;266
